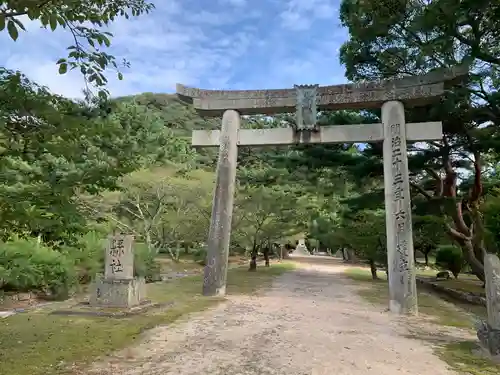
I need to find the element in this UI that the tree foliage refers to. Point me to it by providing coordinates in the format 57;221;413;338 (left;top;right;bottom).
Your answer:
337;0;500;280
0;68;188;244
0;0;154;98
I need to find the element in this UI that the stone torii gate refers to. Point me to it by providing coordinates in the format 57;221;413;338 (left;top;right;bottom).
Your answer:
176;65;468;315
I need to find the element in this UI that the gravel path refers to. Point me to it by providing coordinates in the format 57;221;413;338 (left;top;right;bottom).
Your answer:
88;263;459;375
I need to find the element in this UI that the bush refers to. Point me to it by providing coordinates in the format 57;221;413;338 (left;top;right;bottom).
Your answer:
63;231;105;284
435;245;464;278
66;234;161;284
0;237;74;298
193;247;207;265
134;243;161;283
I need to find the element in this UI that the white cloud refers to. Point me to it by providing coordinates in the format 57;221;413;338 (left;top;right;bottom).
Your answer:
0;0;349;98
220;0;247;6
280;0;338;31
5;55;86;99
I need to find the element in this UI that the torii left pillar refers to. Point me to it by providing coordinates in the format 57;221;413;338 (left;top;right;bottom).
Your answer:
202;110;240;296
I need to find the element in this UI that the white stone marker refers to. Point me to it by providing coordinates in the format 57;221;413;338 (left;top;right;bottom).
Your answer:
105;234;134;280
90;234;146;308
382;101;418;315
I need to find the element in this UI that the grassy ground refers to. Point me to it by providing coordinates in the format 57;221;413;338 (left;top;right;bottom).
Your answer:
414;258;485;295
0;263;294;375
439;278;484;294
344;267;499;375
155;254;249;274
423;274;485;295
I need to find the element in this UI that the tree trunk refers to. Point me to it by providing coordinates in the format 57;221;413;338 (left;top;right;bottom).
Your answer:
369;259;378;280
342;247;348;261
435;146;486;282
249;242;258;271
424;252;429;266
263;248;270;267
249;253;257;271
451;236;485;282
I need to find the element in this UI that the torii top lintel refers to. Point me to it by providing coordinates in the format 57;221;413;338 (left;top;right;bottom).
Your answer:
176;64;469;117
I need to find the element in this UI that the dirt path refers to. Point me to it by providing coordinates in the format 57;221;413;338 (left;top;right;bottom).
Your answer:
88;263;459;375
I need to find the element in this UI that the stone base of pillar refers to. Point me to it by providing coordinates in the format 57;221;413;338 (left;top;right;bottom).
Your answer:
89;274;146;308
476;320;500;357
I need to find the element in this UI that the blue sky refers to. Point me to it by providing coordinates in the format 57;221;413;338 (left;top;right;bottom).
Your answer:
0;0;349;99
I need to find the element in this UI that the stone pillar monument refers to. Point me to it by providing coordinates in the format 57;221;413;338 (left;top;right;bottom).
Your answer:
476;254;500;357
89;234;146;308
292;239;310;256
202;110;240;296
382;101;418;315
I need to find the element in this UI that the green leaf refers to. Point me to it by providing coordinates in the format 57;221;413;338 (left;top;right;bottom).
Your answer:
27;7;40;20
102;35;111;47
7;20;18;41
118;72;123;80
49;14;57;31
58;63;68;75
56;58;67;64
0;16;5;31
40;14;49;26
12;18;25;31
98;90;108;101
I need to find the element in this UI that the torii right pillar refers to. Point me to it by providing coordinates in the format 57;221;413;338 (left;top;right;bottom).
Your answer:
382;100;418;315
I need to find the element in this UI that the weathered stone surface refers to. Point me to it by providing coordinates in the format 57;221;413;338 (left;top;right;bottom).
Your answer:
382;101;418;315
416;276;486;306
475;254;500;356
51;300;167;318
191;122;443;147
291;239;310;256
176;65;468;116
105;234;134;280
435;271;451;280
202;110;240;297
485;254;500;329
295;84;318;129
476;320;500;356
89;234;147;308
181;84;444;116
89;274;146;308
334;249;343;258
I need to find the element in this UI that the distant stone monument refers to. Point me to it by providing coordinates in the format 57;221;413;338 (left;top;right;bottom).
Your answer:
177;64;469;315
476;254;500;357
89;234;146;308
292;239;310;256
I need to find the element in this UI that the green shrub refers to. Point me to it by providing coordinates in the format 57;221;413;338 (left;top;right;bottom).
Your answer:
134;243;161;282
65;234;161;284
62;231;105;284
193;248;207;265
0;237;74;298
435;245;464;278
